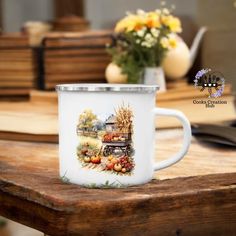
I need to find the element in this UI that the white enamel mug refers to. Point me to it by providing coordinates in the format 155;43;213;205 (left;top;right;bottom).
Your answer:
56;84;191;188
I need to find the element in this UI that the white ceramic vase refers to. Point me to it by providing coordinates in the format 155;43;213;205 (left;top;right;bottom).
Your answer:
105;63;128;84
143;67;166;92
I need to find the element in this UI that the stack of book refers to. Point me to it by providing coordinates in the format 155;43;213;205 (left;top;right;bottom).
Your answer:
0;33;38;97
42;31;112;89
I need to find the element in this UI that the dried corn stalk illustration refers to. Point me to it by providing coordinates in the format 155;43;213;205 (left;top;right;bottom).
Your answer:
115;104;133;133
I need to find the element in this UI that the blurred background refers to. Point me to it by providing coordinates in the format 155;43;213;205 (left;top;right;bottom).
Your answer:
0;0;235;90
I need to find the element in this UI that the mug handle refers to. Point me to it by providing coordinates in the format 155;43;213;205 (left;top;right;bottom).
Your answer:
153;108;192;171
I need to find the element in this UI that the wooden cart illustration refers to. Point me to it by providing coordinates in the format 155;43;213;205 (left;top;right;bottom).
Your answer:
76;104;135;175
102;115;134;156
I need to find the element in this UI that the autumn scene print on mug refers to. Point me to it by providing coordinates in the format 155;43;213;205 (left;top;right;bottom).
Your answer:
76;103;135;175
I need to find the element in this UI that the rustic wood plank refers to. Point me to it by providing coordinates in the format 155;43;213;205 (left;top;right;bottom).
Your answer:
0;168;235;235
0;94;235;142
156;95;235;129
28;84;233;103
30;90;58;104
31;90;235;129
0;102;57;142
2;175;236;236
0;129;235;180
0;130;236;235
155;129;236;179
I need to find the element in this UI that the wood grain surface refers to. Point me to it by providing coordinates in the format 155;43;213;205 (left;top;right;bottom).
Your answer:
156;95;235;128
0;86;235;142
45;72;106;81
0;129;235;235
0;89;30;96
43;31;112;47
45;48;109;57
0;102;57;142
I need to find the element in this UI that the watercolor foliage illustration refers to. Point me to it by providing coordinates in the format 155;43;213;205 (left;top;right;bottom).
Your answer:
76;104;135;175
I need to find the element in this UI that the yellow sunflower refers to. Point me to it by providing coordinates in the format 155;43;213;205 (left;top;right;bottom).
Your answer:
161;15;182;33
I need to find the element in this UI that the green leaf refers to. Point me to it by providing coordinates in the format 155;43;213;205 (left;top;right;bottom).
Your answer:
107;28;171;83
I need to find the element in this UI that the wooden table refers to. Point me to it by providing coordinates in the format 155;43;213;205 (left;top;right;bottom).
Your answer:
0;128;236;236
